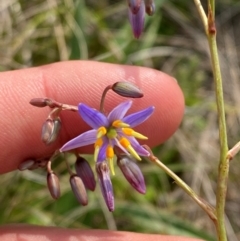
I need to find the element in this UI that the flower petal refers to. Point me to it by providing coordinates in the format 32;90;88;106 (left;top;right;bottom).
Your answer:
123;106;155;127
97;138;108;162
60;129;97;152
128;136;150;156
108;100;132;123
96;161;114;212
78;103;109;129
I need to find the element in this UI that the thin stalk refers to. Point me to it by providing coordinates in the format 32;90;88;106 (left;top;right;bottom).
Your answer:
100;85;112;112
193;0;208;34
206;2;229;240
193;0;229;239
144;146;217;222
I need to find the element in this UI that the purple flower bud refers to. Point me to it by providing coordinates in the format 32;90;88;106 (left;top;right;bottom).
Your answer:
70;174;88;206
112;82;144;98
47;172;61;199
75;156;96;191
96;161;114;212
18;159;35;171
117;156;146;194
29;98;48;107
145;0;155;16
128;0;142;14
128;0;145;39
41;118;61;145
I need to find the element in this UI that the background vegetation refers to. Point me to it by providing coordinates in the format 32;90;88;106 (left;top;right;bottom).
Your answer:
1;0;240;240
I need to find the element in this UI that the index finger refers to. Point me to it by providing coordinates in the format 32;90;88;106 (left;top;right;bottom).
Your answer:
0;61;184;173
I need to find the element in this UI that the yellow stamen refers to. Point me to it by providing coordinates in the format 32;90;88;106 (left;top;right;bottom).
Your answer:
127;145;141;161
106;145;115;175
112;120;130;128
122;128;148;140
94;138;103;162
97;126;107;138
119;137;141;161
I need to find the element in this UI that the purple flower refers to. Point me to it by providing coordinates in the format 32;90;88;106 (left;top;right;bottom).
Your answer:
60;100;154;211
128;0;146;39
127;0;156;39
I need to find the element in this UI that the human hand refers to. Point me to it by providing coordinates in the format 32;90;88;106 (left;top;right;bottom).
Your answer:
0;61;202;240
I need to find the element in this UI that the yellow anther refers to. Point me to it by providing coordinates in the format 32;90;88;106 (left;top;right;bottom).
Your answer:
119;137;130;148
106;145;114;158
97;126;107;138
94;138;103;162
95;138;103;147
106;145;115;175
119;137;141;161
112;120;130;128
122;128;148;140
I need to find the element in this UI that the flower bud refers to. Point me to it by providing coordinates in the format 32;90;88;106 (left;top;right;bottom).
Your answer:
128;0;142;14
145;0;155;16
117;156;146;194
47;172;61;199
30;98;48;107
41;118;61;145
96;161;114;212
70;174;88;206
75;156;96;191
128;0;145;39
112;82;143;98
18;159;35;171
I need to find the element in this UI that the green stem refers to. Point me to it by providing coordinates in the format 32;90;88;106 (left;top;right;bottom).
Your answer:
155;157;217;221
193;0;208;34
192;1;229;240
207;2;229;240
207;27;229;241
100;85;112;113
144;146;217;222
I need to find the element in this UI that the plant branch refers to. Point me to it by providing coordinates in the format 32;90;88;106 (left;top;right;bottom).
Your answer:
207;4;229;240
193;0;208;34
144;146;217;222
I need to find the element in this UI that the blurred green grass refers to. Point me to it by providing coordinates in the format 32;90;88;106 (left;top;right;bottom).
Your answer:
1;0;240;240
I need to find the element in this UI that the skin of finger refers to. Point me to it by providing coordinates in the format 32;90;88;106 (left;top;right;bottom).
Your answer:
0;225;204;241
0;61;184;174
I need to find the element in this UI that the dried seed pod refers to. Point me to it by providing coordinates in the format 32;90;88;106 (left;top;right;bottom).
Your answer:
70;174;88;206
29;98;48;107
117;156;146;194
96;161;114;212
145;0;155;16
47;172;61;199
112;81;143;98
75;156;96;191
18;159;36;171
41;118;61;145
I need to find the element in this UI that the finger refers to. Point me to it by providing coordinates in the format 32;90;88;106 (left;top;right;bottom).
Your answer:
0;61;184;173
0;225;203;241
